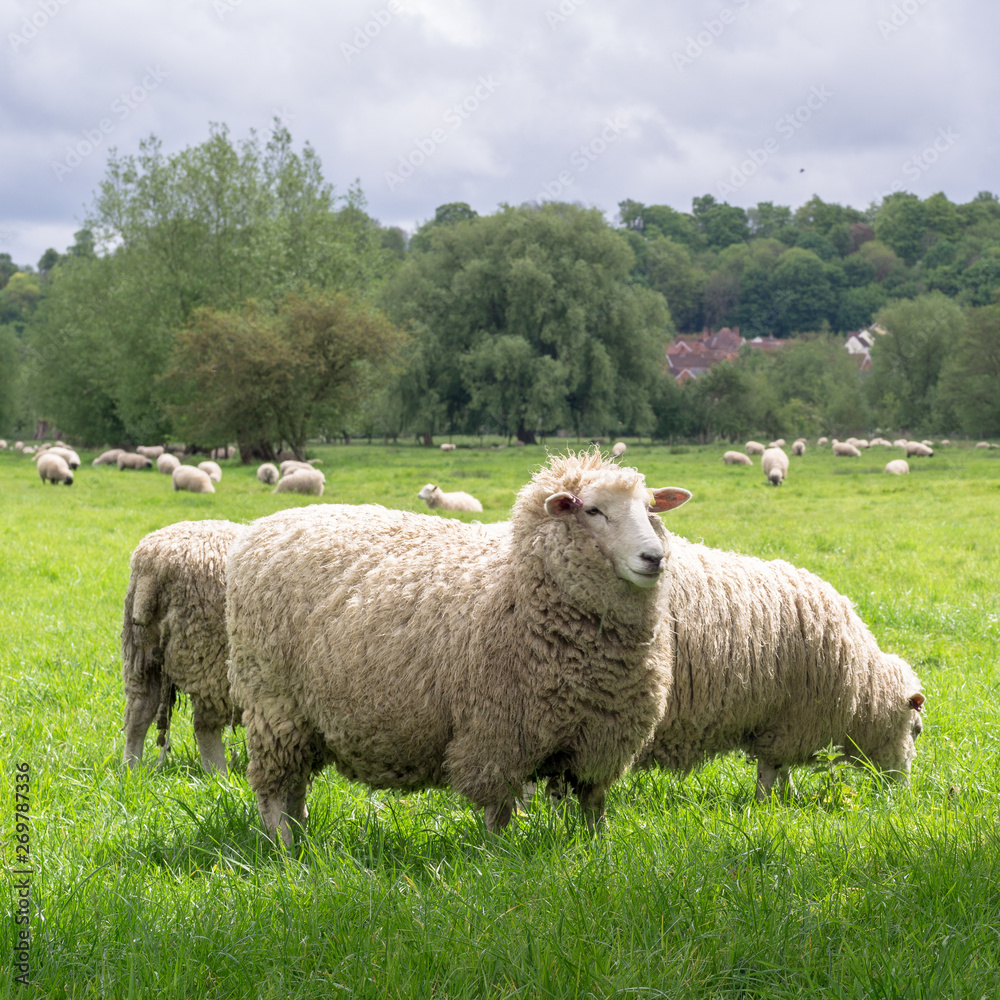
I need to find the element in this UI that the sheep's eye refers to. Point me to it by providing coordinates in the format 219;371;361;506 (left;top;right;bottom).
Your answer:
585;507;602;516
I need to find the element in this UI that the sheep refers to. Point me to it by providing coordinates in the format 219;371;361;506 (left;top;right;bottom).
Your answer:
225;450;693;846
612;442;627;458
157;454;180;475
93;449;125;466
273;468;325;496
279;460;315;477
198;461;222;483
723;451;753;466
638;535;925;799
905;442;934;458
256;463;279;485
921;439;934;448
37;453;74;485
761;447;789;486
14;441;24;450
817;437;829;446
122;520;244;773
768;438;786;448
172;466;215;493
792;441;806;456
417;483;483;513
885;460;909;475
745;441;765;456
892;439;908;448
0;439;6;450
833;442;862;457
440;443;456;451
210;445;236;460
117;452;153;470
35;445;80;469
137;445;165;460
975;441;991;449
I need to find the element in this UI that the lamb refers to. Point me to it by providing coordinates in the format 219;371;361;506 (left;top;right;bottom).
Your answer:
612;442;627;457
93;449;125;466
906;442;934;458
172;466;215;493
225;450;692;846
137;445;165;460
37;453;74;485
256;462;279;485
417;483;483;512
122;520;244;773
885;459;909;475
198;461;222;483
792;441;806;456
833;442;862;457
273;468;325;496
117;452;153;470
745;441;765;456
723;451;753;466
761;447;789;486
157;454;180;475
639;535;925;799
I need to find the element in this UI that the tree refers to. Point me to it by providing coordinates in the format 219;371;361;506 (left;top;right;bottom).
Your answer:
692;195;750;249
874;193;926;265
644;237;706;332
934;304;1000;437
770;248;835;334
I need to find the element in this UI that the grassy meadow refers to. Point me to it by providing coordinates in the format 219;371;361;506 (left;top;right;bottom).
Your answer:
2;439;999;999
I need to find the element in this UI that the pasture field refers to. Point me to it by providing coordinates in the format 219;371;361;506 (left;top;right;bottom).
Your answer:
2;440;999;999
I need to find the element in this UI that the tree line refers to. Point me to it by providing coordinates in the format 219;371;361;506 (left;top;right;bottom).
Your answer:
1;123;998;453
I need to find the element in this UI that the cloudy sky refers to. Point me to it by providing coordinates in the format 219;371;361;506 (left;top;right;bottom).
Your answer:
2;0;996;267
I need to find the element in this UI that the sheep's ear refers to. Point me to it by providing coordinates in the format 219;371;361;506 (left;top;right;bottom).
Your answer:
649;487;692;512
909;692;925;712
544;492;583;516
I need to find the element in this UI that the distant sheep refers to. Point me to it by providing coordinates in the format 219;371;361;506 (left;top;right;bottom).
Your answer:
975;441;991;449
157;454;180;475
93;449;125;466
117;453;153;470
37;446;80;469
905;442;934;458
37;453;74;485
0;440;6;450
745;441;765;456
256;463;279;485
761;447;789;486
137;445;165;460
440;443;456;451
122;520;244;772
723;451;753;466
833;442;862;457
273;468;325;496
817;437;829;446
14;441;24;450
768;438;786;448
172;466;215;493
893;439;908;448
198;461;222;483
792;441;806;456
612;442;627;458
210;445;236;460
279;460;314;477
418;483;483;512
885;460;909;475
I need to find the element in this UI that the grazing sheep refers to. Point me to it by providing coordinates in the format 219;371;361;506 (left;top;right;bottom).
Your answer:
893;439;908;448
418;483;483;513
36;445;80;469
256;463;279;485
792;441;806;456
817;437;829;446
723;451;753;466
157;454;180;475
745;441;765;456
93;449;125;466
975;441;991;449
273;468;325;496
122;520;244;773
172;466;215;494
22;446;36;454
37;453;74;485
14;441;24;450
117;452;153;470
0;439;6;450
279;460;314;477
440;443;456;451
885;460;909;475
198;461;222;483
768;439;786;448
939;439;950;446
612;442;627;458
833;442;862;457
639;536;925;799
137;445;165;460
210;445;236;460
761;447;789;486
905;442;934;458
226;450;692;846
921;440;934;448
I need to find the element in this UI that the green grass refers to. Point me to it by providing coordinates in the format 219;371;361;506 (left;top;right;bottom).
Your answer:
2;440;999;998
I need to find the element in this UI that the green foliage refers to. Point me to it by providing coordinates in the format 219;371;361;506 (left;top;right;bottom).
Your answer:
935;304;1000;437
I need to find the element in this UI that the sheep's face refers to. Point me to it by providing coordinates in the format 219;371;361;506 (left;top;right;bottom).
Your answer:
854;690;925;781
417;484;438;506
544;484;691;588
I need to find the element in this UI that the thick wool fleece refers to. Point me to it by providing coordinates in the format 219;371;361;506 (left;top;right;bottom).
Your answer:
122;519;244;772
641;536;924;793
227;451;676;837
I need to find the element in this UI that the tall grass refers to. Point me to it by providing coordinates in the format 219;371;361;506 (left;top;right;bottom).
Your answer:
2;442;999;998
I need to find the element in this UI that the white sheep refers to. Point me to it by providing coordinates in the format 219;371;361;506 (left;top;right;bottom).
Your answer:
122;520;244;772
14;441;24;450
761;447;789;486
172;466;215;493
137;445;165;460
417;483;483;512
975;441;991;449
225;450;692;846
723;451;753;466
273;468;325;496
745;441;765;456
256;463;279;485
792;441;806;456
93;449;125;466
440;443;456;451
0;439;6;450
279;460;315;477
768;438;786;448
198;460;222;483
905;442;934;458
817;437;829;446
640;535;925;798
885;459;909;475
157;454;180;475
612;442;627;458
35;445;80;469
833;442;862;457
37;453;74;485
117;452;153;470
893;439;908;448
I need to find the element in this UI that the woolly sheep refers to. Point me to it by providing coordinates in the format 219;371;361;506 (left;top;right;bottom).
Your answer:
256;462;279;485
122;520;244;772
975;441;991;449
723;451;753;466
172;465;215;493
745;441;765;456
833;442;862;457
137;445;165;460
921;439;934;448
198;460;222;483
157;454;180;475
14;440;24;450
273;468;325;496
792;441;806;456
0;440;6;449
639;536;925;798
93;449;125;466
279;460;314;477
440;443;456;451
768;438;786;448
226;451;692;846
418;483;483;513
37;453;74;485
905;442;934;458
117;452;153;470
210;445;236;460
817;437;829;446
22;446;36;454
36;445;80;469
761;447;789;486
612;442;627;457
893;439;908;448
885;460;909;475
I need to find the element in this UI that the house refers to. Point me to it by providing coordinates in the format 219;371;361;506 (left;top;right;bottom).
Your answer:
665;327;787;382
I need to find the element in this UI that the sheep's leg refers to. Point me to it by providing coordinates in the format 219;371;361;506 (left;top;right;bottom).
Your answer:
756;761;795;801
484;800;515;832
191;700;229;775
570;780;607;833
122;679;160;770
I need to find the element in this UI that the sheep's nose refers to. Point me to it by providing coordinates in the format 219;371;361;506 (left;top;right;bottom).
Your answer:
640;552;665;573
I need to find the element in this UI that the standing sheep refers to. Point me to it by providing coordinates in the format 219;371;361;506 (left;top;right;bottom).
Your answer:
279;460;316;477
417;483;483;513
440;443;456;451
745;441;765;456
226;451;692;846
640;536;925;798
256;463;279;485
118;453;153;470
157;454;180;475
122;520;244;772
885;459;909;475
37;453;74;485
37;446;81;469
723;451;753;466
792;441;806;456
273;468;325;496
833;442;862;457
172;466;215;493
198;461;222;483
137;445;165;460
612;442;627;458
905;442;934;458
761;447;789;486
93;449;125;466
